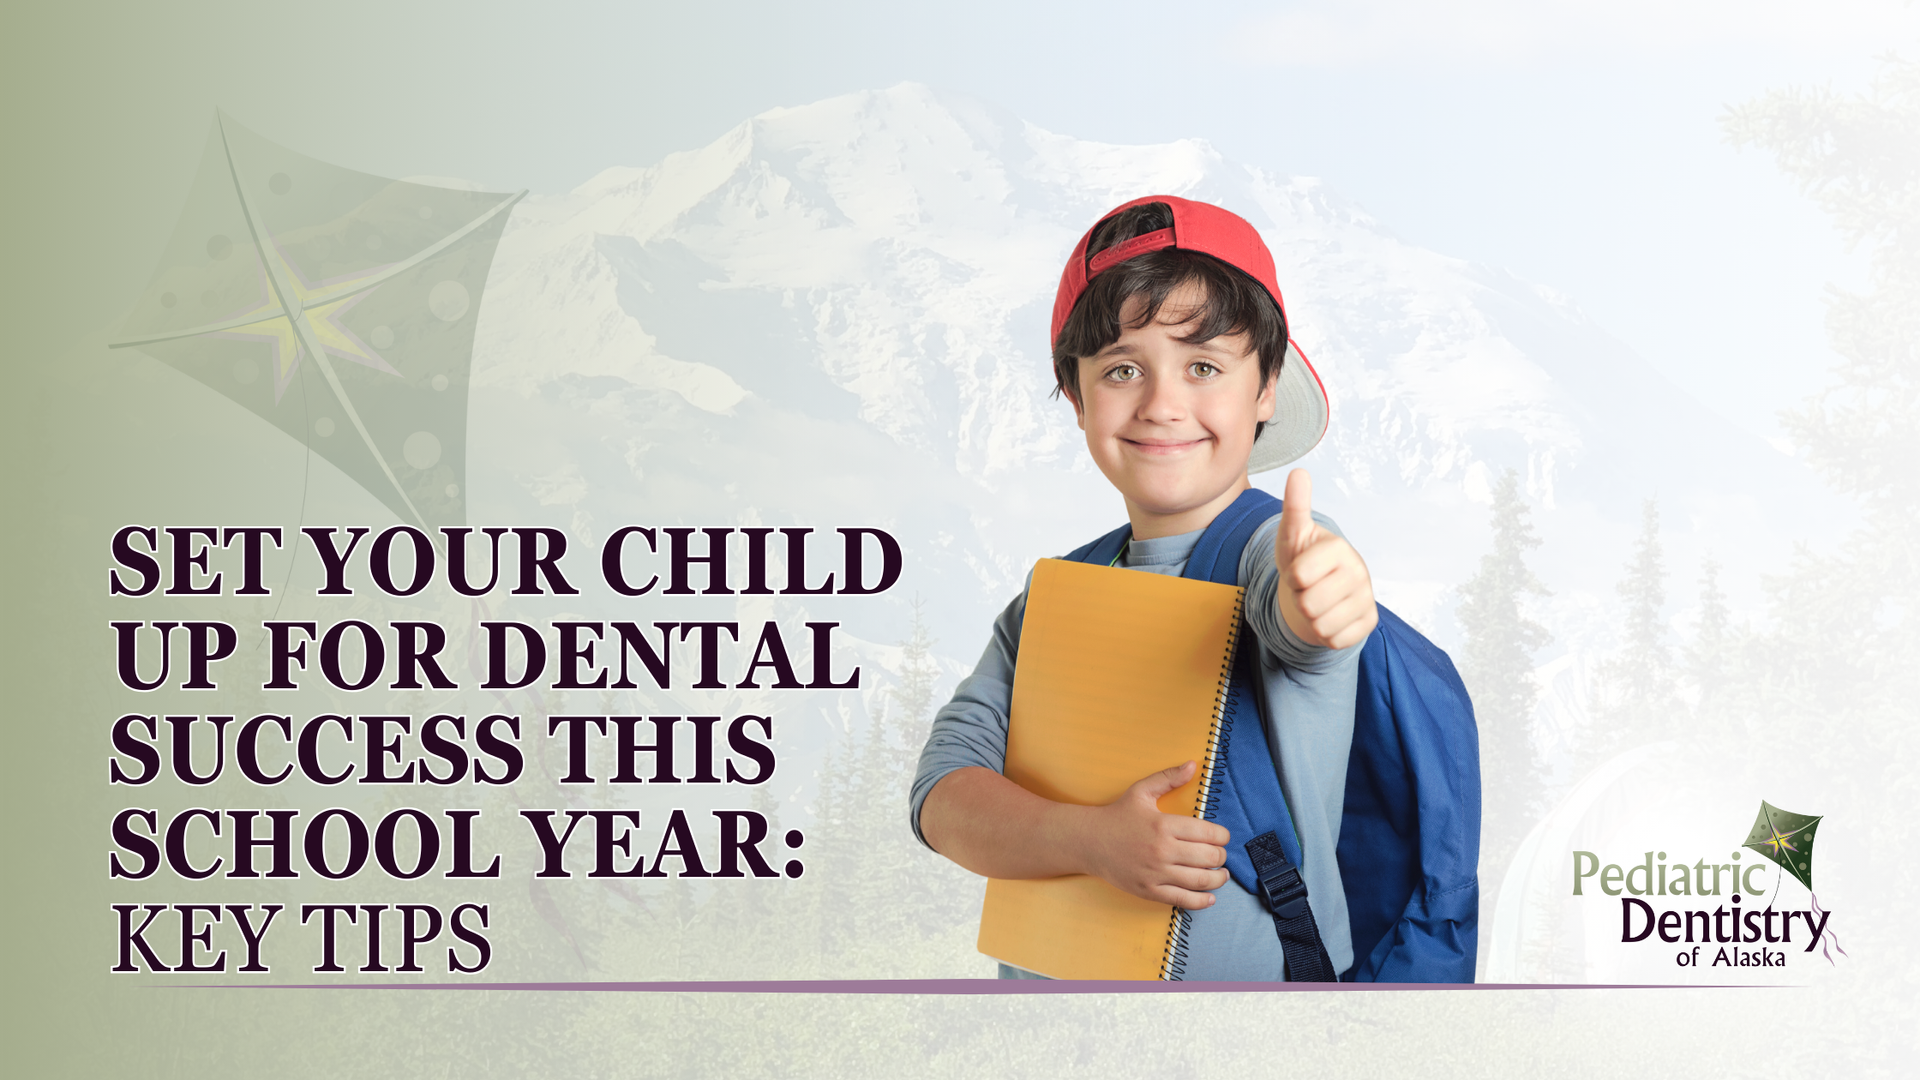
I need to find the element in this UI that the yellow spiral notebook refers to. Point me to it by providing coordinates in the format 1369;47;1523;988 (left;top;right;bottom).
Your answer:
976;556;1246;980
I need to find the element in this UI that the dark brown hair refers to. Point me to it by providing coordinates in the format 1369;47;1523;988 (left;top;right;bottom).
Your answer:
1051;202;1288;434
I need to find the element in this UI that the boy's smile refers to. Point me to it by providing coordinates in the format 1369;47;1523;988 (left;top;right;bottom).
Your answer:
1070;283;1277;539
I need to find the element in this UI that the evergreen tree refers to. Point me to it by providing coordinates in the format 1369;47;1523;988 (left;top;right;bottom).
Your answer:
1714;57;1920;1069
890;594;940;730
1723;64;1920;802
1682;554;1731;715
808;597;977;971
1454;468;1552;921
1584;499;1677;768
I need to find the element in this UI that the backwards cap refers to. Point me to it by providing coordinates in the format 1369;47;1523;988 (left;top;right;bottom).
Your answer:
1051;194;1328;472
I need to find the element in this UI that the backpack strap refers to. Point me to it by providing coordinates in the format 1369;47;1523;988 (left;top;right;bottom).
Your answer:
1182;485;1275;585
1186;487;1335;981
1062;522;1132;568
1246;831;1337;982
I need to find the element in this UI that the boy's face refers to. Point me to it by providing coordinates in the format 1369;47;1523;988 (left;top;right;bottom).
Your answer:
1070;282;1277;539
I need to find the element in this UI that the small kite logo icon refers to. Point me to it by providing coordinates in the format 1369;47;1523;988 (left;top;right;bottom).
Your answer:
1740;800;1820;892
1741;800;1846;963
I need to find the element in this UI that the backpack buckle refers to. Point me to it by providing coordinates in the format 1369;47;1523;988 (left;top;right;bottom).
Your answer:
1259;865;1311;921
1245;830;1312;920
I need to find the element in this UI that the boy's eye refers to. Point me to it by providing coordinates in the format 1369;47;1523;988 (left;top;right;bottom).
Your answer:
1104;363;1140;382
1189;361;1220;378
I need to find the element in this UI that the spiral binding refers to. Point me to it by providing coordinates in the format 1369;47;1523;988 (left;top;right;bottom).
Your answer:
1159;586;1247;981
1161;908;1194;980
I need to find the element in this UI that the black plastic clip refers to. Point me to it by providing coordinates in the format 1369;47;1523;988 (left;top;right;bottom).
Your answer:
1244;829;1337;982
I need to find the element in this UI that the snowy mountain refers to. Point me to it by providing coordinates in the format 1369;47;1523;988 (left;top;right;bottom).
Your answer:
460;82;1836;741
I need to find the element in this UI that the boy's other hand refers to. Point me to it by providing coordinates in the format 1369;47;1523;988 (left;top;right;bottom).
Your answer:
1275;468;1379;650
1078;760;1231;910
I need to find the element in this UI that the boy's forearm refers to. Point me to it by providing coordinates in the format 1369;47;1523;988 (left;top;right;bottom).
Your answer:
918;766;1093;880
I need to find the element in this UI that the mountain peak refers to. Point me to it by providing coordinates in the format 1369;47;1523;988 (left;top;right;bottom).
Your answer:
475;84;1824;649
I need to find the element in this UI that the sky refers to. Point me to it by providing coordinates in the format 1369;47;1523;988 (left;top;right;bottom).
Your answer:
6;0;1914;443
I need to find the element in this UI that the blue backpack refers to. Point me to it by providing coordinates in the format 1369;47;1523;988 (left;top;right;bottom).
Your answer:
1064;486;1481;982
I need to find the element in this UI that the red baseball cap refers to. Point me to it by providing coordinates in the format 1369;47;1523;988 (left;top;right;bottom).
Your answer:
1051;195;1329;472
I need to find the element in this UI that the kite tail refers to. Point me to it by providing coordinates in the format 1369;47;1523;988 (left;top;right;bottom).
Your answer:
1810;892;1848;965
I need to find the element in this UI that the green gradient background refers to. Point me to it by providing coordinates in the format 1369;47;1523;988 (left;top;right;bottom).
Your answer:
0;4;1895;1077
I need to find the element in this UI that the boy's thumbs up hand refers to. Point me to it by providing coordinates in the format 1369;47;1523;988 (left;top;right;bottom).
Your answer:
1274;468;1378;650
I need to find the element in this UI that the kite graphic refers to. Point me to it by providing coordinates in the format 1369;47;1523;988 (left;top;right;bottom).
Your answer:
1741;800;1821;891
1741;799;1846;963
110;113;524;529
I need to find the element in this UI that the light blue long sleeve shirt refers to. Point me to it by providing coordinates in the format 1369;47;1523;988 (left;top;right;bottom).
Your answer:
909;510;1360;980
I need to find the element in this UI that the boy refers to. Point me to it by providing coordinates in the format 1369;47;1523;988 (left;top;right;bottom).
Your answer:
909;196;1379;980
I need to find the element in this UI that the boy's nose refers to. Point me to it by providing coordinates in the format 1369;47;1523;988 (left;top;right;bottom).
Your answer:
1137;375;1188;422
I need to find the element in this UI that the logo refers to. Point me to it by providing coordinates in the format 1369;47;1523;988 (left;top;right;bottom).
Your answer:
1741;800;1819;890
1571;800;1846;974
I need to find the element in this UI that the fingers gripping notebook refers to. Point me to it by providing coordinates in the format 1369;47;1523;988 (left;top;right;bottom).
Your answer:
976;557;1245;980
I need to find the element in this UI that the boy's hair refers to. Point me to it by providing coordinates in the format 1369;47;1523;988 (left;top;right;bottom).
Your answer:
1050;201;1290;435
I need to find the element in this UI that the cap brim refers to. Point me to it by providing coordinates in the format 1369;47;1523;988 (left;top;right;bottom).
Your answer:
1247;341;1329;474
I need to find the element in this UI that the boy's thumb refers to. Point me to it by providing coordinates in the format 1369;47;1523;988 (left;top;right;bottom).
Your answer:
1135;760;1198;801
1280;468;1315;550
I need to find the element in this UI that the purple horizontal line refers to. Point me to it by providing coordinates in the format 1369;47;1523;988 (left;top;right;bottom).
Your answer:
161;979;1769;994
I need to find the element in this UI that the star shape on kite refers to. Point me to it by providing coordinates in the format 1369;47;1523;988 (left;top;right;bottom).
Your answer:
109;114;522;528
1740;800;1822;893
